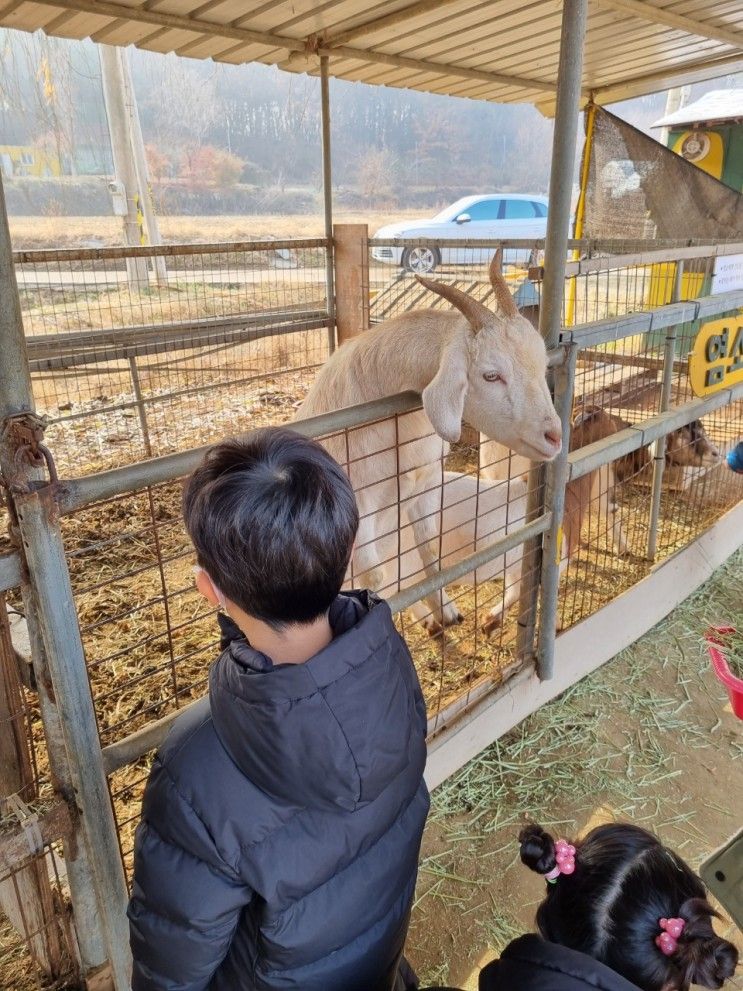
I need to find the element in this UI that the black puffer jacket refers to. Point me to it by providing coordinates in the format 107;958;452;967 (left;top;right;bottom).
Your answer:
478;934;644;991
128;591;430;991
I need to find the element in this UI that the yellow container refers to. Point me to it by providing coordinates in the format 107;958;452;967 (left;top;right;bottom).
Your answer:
646;262;705;306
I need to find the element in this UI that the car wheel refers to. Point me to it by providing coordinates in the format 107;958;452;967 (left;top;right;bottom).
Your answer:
402;246;439;274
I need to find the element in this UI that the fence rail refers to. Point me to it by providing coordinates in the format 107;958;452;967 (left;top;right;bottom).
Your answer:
12;237;329;264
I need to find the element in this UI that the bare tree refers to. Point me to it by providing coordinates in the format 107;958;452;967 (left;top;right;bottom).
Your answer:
143;54;221;173
0;33;77;172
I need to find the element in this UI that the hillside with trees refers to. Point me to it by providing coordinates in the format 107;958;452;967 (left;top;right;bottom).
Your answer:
1;30;739;217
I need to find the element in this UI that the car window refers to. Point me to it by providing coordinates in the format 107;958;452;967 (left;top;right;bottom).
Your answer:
531;201;547;218
461;199;502;221
504;199;538;219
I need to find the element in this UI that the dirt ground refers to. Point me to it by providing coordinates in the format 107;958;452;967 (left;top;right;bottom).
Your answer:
407;548;743;989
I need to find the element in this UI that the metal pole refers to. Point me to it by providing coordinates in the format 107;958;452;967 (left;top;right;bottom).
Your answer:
320;55;336;354
21;597;110;979
536;343;578;678
566;101;597;327
659;85;690;149
0;177;32;417
516;0;589;663
13;490;132;991
128;356;153;458
0;172;124;987
646;260;684;560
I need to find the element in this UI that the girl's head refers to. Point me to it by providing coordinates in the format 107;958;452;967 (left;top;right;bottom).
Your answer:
520;823;738;991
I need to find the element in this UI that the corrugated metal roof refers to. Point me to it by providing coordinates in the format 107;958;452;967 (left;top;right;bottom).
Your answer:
1;0;742;112
652;88;743;127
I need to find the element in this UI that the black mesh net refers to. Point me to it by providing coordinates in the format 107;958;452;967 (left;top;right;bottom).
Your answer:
582;106;743;241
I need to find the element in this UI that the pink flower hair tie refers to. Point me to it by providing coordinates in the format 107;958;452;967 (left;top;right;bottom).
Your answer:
544;839;576;883
655;917;685;956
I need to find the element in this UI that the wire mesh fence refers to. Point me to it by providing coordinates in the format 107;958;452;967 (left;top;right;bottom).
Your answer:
0;817;79;991
14;239;331;474
367;236;743;330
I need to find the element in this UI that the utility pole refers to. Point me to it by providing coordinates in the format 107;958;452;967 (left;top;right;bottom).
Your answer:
120;48;167;282
99;45;163;285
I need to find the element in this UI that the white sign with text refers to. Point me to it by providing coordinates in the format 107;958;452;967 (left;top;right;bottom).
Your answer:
711;254;743;295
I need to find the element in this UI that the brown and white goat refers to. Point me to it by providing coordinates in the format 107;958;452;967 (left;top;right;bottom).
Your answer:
664;418;720;467
480;405;632;575
561;407;632;566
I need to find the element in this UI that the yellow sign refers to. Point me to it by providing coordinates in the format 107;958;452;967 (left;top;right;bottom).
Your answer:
672;129;724;180
688;316;743;396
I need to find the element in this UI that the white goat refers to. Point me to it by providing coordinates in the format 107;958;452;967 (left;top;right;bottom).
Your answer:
296;251;561;631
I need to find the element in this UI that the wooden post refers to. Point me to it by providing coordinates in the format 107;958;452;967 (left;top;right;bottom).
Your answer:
0;597;73;980
333;224;369;344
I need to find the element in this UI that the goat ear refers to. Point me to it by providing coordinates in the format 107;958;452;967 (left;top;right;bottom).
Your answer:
572;411;594;429
572;406;601;428
422;337;469;444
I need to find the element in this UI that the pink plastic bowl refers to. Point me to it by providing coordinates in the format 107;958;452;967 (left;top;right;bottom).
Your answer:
706;627;743;720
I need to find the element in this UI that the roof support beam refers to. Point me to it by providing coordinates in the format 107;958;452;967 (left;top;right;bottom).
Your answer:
319;43;557;92
592;0;743;51
322;0;462;46
25;0;556;94
589;51;743;105
21;0;308;52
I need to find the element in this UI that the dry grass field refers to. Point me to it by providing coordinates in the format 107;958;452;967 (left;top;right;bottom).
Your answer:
8;210;430;249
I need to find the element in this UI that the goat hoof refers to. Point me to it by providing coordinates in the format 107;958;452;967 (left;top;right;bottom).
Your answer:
481;615;503;637
423;609;463;637
439;606;463;627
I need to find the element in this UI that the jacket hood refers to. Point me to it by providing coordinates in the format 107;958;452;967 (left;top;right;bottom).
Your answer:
209;591;422;812
479;935;643;991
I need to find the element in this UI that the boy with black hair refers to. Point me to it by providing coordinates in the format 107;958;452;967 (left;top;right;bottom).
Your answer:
128;427;429;991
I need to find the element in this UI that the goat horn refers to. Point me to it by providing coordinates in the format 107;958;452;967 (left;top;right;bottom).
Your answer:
489;249;518;318
415;275;492;332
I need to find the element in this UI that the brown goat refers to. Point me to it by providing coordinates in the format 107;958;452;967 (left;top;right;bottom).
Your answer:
571;405;651;483
562;408;630;566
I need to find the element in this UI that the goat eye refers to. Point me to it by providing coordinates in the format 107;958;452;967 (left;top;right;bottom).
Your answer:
483;371;506;384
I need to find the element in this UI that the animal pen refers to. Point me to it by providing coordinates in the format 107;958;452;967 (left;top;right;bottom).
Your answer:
1;1;743;989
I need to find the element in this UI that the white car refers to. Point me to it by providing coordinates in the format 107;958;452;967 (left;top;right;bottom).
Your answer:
371;194;548;273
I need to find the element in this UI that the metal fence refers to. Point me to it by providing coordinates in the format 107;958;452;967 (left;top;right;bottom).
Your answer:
14;239;332;474
1;232;742;989
367;236;743;650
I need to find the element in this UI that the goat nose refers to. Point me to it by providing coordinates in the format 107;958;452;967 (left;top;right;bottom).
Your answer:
544;428;562;448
